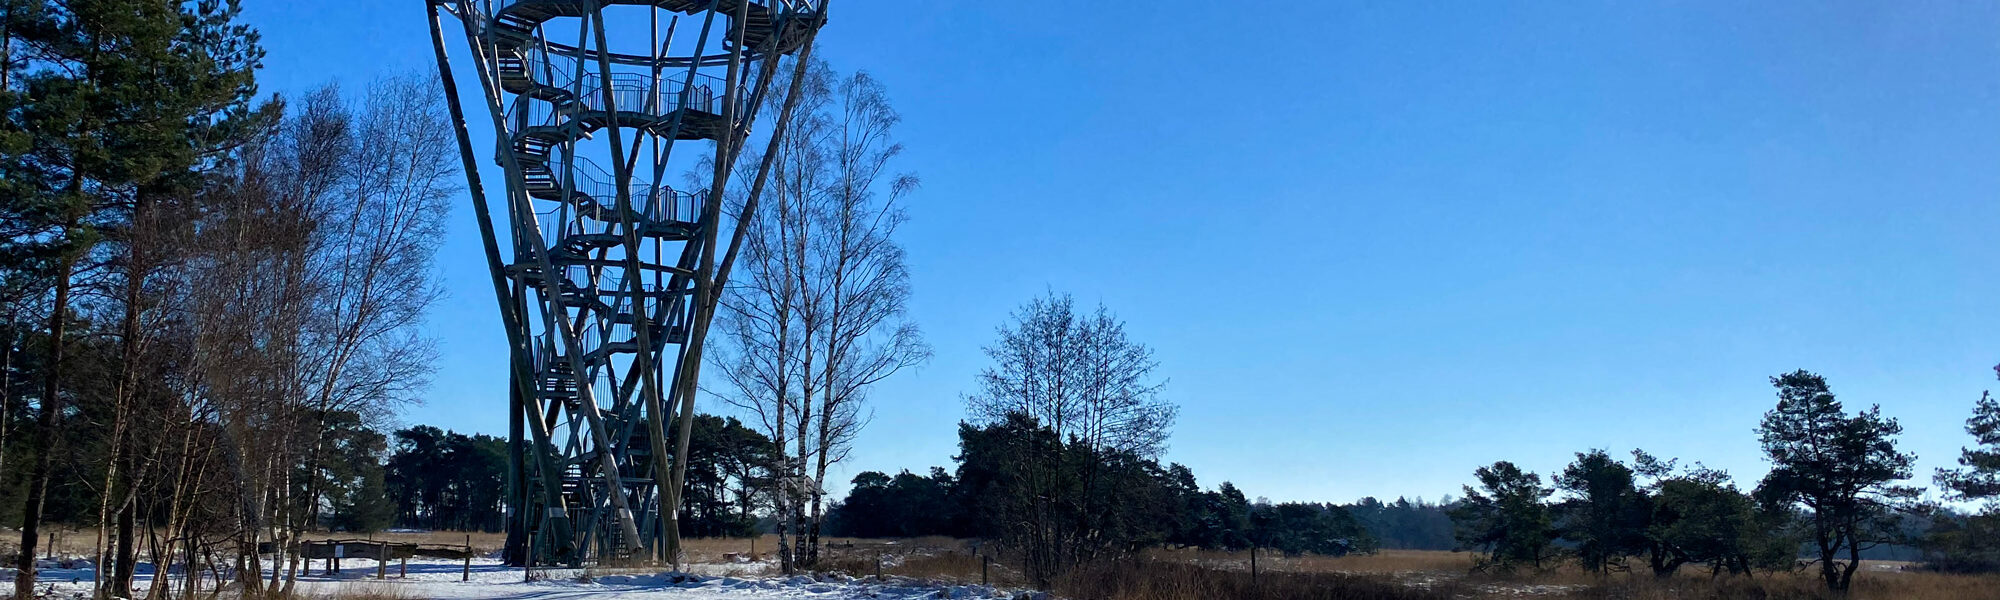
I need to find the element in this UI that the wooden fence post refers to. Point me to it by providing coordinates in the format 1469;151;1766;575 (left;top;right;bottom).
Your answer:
377;542;387;579
981;554;988;586
1250;546;1258;585
463;534;473;582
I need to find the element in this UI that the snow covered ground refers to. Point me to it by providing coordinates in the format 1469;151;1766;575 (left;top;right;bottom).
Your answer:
5;557;1033;600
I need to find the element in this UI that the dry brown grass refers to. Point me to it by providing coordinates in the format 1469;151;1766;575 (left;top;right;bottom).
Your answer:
1554;569;2000;600
1132;548;2000;600
0;525;104;559
678;535;974;563
675;534;771;563
1044;558;2000;600
1148;547;1478;575
890;551;995;582
689;535;1026;586
819;546;1021;586
1054;560;1467;600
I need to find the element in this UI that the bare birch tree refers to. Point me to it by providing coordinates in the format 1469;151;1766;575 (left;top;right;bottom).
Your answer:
965;292;1174;583
280;75;450;589
713;61;927;571
162;76;448;592
800;70;928;565
712;59;835;574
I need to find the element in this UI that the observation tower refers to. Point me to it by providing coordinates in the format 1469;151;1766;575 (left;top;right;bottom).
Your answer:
427;0;823;566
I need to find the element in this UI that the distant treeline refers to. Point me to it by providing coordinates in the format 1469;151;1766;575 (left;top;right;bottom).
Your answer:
828;367;2000;596
826;465;1456;553
1444;370;1999;594
230;413;777;538
1349;497;1457;550
822;415;1378;567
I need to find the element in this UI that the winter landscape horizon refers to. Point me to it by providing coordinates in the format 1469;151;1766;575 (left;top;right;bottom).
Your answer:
3;2;1999;600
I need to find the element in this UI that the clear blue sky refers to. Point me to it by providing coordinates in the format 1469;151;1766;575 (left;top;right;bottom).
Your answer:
244;2;2000;504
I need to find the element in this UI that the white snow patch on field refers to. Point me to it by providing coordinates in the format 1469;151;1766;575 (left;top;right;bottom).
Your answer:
7;558;1031;600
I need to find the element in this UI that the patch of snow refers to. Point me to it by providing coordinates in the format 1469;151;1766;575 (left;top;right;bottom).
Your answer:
23;558;1028;600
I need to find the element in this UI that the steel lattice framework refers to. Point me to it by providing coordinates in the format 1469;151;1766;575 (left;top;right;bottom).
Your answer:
428;0;822;566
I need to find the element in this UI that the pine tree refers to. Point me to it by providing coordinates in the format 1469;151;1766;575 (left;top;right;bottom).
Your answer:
3;1;261;594
1553;450;1647;573
1925;376;2000;572
1755;370;1918;591
1451;461;1557;572
1937;390;2000;502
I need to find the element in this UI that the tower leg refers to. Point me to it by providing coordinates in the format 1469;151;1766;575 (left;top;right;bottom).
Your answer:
504;373;527;565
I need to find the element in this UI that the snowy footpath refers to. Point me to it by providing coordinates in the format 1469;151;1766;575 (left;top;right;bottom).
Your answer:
6;558;1031;600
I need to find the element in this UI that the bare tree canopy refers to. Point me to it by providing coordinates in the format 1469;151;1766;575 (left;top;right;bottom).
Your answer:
969;291;1174;458
0;73;455;597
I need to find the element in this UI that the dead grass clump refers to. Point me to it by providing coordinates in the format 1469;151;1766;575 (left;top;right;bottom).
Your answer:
1054;560;1467;600
816;553;877;577
676;535;777;564
305;582;411;600
888;552;1000;584
803;539;1022;586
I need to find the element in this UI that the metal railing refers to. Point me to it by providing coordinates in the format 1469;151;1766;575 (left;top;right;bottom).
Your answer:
503;59;741;122
531;156;702;247
567;156;702;225
570;71;741;118
501;47;576;92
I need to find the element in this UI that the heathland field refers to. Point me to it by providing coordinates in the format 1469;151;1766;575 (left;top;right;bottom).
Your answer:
674;537;2000;600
